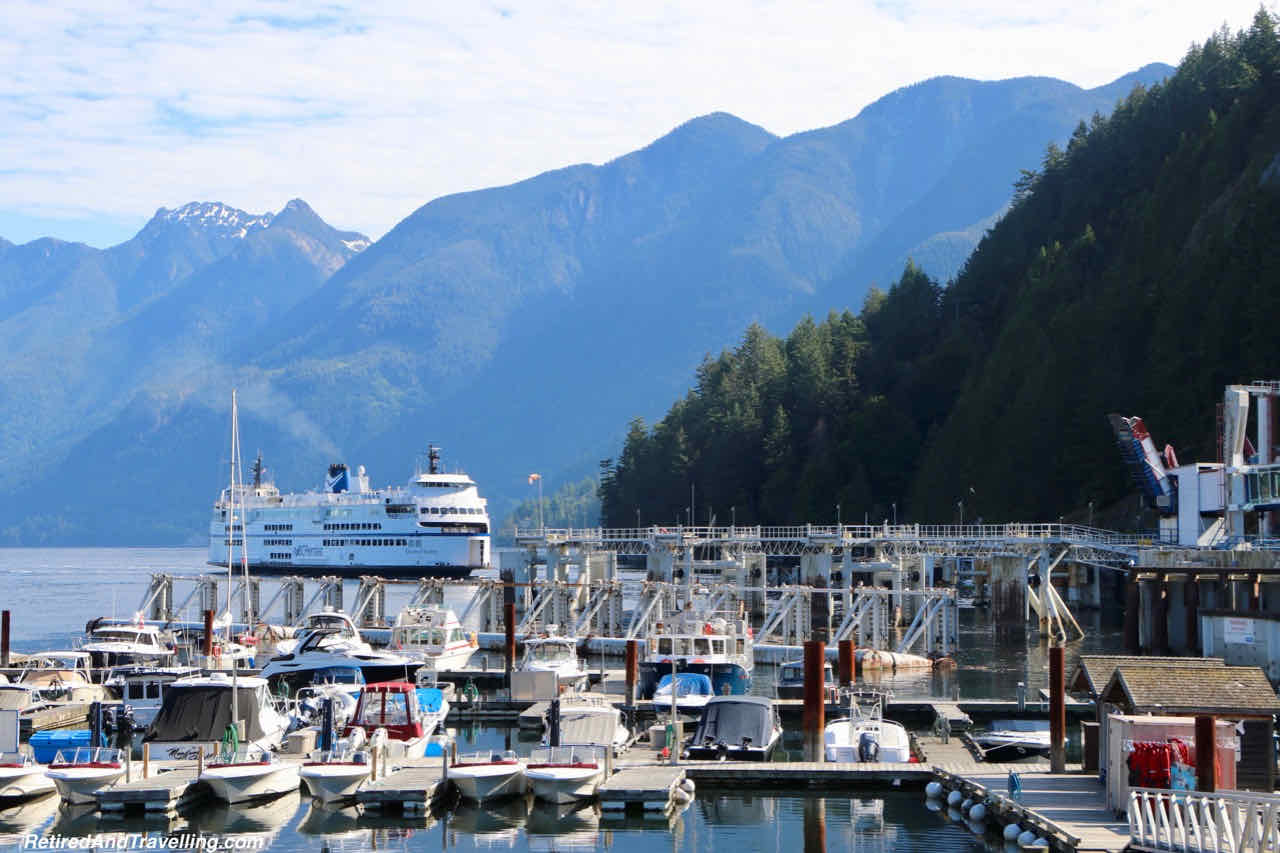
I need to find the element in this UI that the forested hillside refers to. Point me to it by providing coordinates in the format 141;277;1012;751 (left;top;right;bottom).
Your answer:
599;14;1280;528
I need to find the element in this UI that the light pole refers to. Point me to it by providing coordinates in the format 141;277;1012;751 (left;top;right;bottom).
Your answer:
636;508;640;530
836;503;841;529
892;502;897;526
1088;501;1094;528
731;506;736;528
958;500;964;526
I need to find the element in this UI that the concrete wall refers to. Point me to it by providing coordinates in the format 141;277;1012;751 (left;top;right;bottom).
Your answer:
1200;611;1280;683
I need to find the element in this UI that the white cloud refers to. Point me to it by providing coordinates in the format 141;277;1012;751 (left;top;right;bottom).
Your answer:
0;0;1269;246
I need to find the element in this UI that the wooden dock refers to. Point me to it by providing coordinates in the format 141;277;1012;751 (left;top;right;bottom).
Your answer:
598;764;686;811
928;701;973;732
20;702;90;737
356;761;448;812
97;765;205;813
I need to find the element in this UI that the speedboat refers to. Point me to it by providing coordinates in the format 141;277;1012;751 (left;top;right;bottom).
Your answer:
682;695;781;762
299;743;371;805
824;712;911;763
520;636;587;684
260;628;421;694
640;610;753;698
391;606;477;671
776;659;838;701
80;620;176;668
0;753;54;802
200;745;301;804
449;750;525;802
142;673;290;761
0;652;105;712
651;672;714;716
343;682;449;760
271;609;370;659
972;720;1050;761
548;694;629;754
525;744;608;804
45;747;125;804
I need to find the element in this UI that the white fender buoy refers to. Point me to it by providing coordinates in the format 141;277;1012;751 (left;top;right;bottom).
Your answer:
961;797;973;812
925;799;942;812
1029;837;1048;848
679;778;695;794
967;818;985;835
947;807;963;822
925;781;943;799
1017;830;1037;846
947;790;964;806
1003;823;1022;841
969;802;987;821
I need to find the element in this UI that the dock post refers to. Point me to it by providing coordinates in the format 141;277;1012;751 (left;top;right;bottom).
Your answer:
1;610;8;667
803;796;826;853
203;609;214;658
1049;644;1065;773
803;640;825;762
143;746;150;780
1195;715;1217;793
837;639;853;688
504;602;516;691
1123;571;1140;654
624;639;638;710
548;698;561;748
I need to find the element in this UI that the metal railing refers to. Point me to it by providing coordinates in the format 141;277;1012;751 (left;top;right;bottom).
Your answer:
1128;787;1280;853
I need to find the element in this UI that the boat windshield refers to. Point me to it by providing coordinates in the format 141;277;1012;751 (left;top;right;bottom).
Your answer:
529;745;603;766
529;642;573;663
91;630;152;644
355;691;412;726
397;628;447;647
309;615;354;635
52;747;121;766
698;701;771;748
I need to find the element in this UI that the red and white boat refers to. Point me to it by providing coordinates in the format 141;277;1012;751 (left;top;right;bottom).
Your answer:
449;750;525;802
525;745;608;804
0;752;54;802
46;747;125;804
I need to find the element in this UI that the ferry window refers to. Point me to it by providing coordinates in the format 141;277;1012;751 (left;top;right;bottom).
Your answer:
658;638;672;654
693;638;710;655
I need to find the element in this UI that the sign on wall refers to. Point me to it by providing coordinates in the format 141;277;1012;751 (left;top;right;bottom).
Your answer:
1224;616;1256;645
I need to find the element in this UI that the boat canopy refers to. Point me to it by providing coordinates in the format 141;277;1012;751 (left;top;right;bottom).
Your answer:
144;685;269;742
346;681;423;741
655;673;714;697
693;696;774;748
557;705;619;747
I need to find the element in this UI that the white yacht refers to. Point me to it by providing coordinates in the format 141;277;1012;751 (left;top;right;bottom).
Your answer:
260;629;421;694
525;744;609;804
80;621;176;668
271;609;369;658
45;747;126;804
105;665;201;730
519;636;587;683
208;446;491;578
0;652;105;712
390;606;477;671
448;750;526;802
142;673;290;762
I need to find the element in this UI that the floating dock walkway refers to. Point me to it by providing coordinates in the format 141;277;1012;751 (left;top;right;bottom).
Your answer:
598;765;686;811
97;766;204;814
356;761;448;813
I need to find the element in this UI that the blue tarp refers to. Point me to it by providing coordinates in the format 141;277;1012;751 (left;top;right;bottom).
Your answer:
415;687;445;713
656;672;714;697
30;730;93;763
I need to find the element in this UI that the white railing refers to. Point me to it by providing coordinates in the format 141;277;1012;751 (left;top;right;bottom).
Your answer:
1129;787;1280;853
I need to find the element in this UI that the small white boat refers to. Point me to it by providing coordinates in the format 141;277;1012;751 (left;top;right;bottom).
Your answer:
272;609;370;659
525;744;608;804
391;606;477;672
547;694;629;754
651;673;714;715
0;752;54;802
45;747;125;804
683;695;782;762
342;681;450;761
143;673;289;762
972;720;1050;761
0;652;106;712
520;636;587;684
299;744;371;805
449;750;525;802
200;746;301;804
823;717;912;763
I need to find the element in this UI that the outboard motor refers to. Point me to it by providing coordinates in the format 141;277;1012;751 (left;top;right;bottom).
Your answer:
319;697;335;753
858;731;880;762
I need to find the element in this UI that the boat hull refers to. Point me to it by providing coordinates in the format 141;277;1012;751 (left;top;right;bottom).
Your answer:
0;767;55;802
229;562;474;580
201;764;301;804
449;764;526;802
46;766;125;804
684;743;776;762
526;767;603;804
299;763;369;805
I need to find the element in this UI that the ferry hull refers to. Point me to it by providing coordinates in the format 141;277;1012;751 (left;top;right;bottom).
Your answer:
209;561;473;580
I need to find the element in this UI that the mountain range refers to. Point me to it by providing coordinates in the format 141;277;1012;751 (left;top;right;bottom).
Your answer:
0;63;1172;544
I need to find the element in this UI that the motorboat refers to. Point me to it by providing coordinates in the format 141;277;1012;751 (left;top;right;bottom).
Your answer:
640;609;753;698
80;619;176;668
0;753;54;802
104;665;201;730
823;704;912;763
299;743;371;805
45;747;126;804
682;695;781;762
449;750;526;802
547;693;629;753
391;606;477;671
142;673;290;761
776;659;838;701
0;652;105;712
972;720;1050;761
342;682;449;760
650;673;714;716
525;744;609;804
272;609;370;659
200;744;301;804
260;628;421;694
519;636;587;684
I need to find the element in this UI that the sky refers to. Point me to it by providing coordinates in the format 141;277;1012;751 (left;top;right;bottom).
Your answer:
0;0;1270;248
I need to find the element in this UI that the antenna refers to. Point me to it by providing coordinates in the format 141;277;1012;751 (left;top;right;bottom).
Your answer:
428;444;441;475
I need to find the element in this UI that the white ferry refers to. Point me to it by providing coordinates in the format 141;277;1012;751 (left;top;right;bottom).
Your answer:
208;446;490;579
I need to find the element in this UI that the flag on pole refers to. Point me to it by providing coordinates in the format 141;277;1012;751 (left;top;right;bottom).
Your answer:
528;473;541;484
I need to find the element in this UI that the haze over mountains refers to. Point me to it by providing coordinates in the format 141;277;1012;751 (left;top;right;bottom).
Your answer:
0;64;1172;544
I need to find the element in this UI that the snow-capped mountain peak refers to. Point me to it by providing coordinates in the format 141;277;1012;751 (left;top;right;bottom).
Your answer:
154;201;274;239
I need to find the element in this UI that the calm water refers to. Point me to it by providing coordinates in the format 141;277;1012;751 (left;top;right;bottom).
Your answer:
0;547;1122;851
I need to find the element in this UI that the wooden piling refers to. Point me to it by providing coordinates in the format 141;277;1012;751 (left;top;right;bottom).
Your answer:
1;610;8;668
202;609;214;657
504;602;516;688
625;639;638;707
1049;644;1065;773
803;640;825;762
803;795;826;853
1123;571;1140;654
837;639;853;688
1195;715;1216;793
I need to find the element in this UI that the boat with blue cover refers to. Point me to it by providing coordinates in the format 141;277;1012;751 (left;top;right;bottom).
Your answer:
639;610;752;699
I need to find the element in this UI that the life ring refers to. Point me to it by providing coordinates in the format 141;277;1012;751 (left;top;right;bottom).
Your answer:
703;623;714;636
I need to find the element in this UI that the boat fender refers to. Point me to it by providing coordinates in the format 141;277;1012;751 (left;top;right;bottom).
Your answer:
925;781;943;799
969;802;986;821
679;778;695;794
1017;830;1037;846
1003;823;1022;841
947;807;963;823
967;818;985;835
672;787;692;804
947;790;963;806
1030;837;1048;848
925;798;942;812
961;797;973;812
